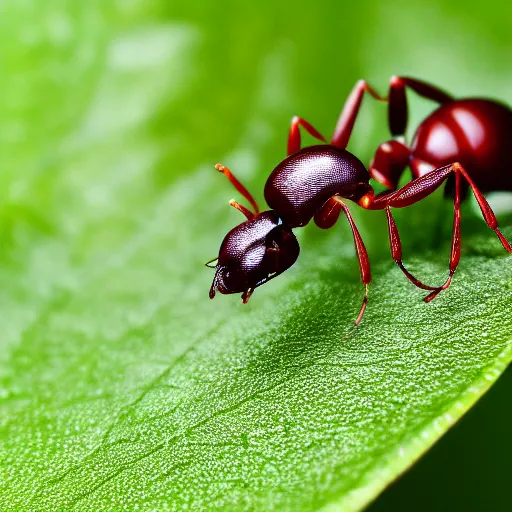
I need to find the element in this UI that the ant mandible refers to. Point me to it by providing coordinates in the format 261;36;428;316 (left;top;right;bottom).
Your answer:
207;76;512;325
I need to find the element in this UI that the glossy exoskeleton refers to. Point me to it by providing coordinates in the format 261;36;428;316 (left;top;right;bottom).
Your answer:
208;76;512;325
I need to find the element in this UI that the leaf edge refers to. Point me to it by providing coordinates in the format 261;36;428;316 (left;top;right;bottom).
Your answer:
319;341;512;512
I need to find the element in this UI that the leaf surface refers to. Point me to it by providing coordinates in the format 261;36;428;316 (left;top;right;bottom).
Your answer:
1;1;511;511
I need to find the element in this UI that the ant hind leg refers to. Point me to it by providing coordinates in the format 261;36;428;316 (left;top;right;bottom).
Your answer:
364;161;511;301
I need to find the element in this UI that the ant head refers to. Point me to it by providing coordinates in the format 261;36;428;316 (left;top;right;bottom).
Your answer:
209;211;300;302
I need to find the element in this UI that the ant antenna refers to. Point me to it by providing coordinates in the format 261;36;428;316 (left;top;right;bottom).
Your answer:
215;163;260;214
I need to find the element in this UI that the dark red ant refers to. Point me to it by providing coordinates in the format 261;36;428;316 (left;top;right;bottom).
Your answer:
207;76;512;325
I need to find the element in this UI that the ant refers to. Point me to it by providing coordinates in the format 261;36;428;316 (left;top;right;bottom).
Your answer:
207;76;512;325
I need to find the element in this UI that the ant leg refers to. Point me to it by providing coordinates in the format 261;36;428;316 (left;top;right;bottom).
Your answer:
241;289;254;304
315;196;371;325
362;162;511;299
368;140;437;290
215;163;260;214
331;80;386;150
288;116;326;155
422;170;462;302
385;207;439;290
387;76;453;136
423;166;511;301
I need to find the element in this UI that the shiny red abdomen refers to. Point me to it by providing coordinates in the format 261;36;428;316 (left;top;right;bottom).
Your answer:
411;99;512;192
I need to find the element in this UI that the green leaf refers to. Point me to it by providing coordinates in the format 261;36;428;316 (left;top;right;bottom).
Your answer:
368;367;512;511
1;1;511;511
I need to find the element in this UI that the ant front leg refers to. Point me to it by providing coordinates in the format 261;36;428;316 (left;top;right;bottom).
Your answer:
363;162;512;301
315;196;371;325
287;116;326;155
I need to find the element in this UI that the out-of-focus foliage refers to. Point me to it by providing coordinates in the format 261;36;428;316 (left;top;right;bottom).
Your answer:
1;1;511;510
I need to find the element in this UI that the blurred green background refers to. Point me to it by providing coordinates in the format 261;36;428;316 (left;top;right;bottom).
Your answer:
1;0;511;509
